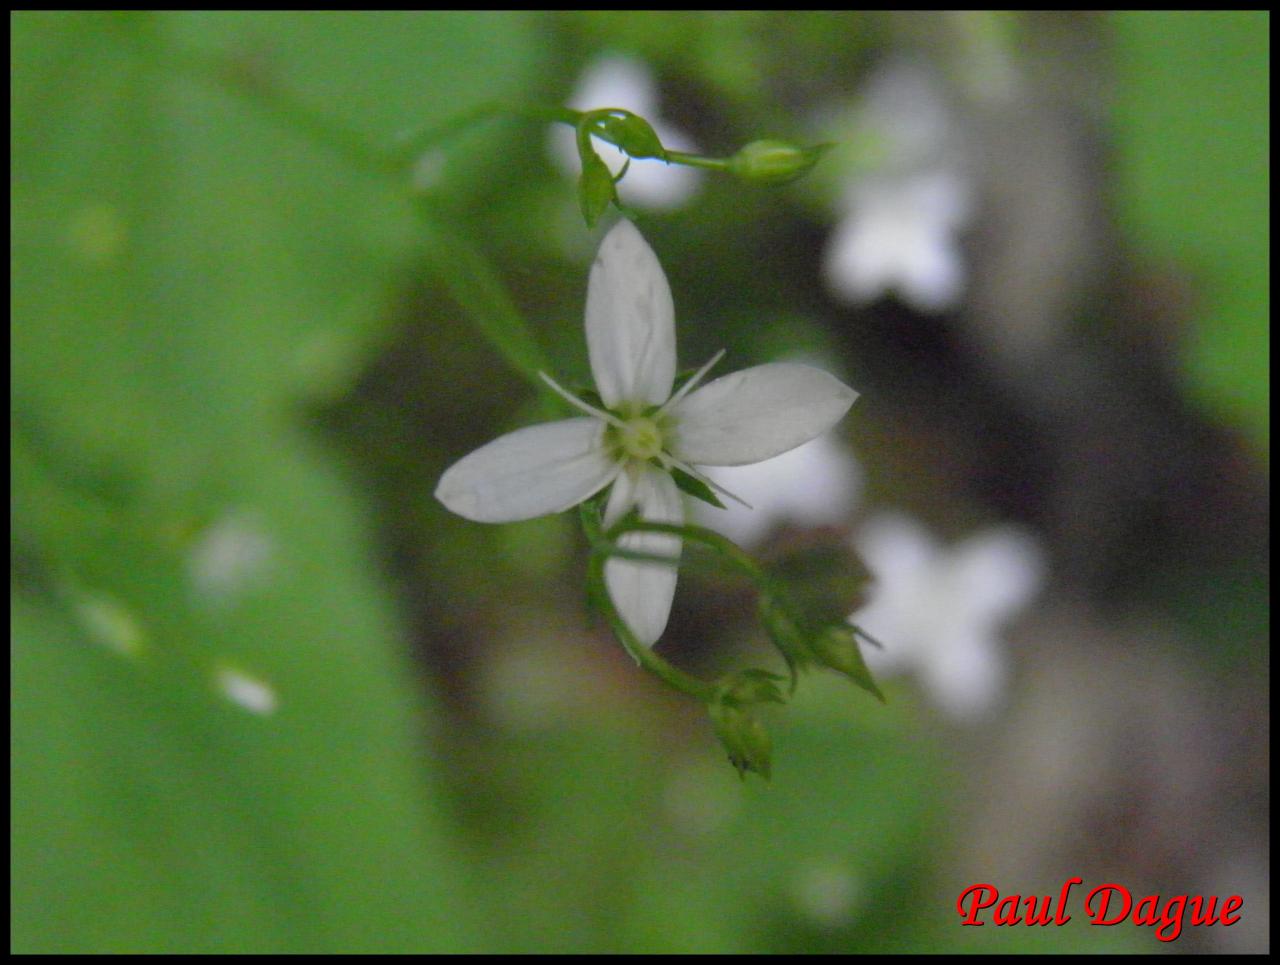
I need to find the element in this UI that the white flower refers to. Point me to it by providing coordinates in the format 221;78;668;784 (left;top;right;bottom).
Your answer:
548;54;702;211
436;219;858;646
824;169;972;313
186;510;273;608
822;59;974;313
690;431;863;549
214;665;278;716
850;512;1044;720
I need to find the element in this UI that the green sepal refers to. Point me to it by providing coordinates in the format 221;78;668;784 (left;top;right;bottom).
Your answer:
809;625;886;703
669;466;726;509
708;699;772;781
575;387;605;411
757;591;809;694
716;667;788;707
578;146;617;228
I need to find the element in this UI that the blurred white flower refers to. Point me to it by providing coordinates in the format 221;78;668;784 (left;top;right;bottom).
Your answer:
850;512;1044;720
214;665;278;716
549;53;702;211
790;858;863;928
187;511;273;608
823;59;974;313
824;169;973;313
691;431;863;548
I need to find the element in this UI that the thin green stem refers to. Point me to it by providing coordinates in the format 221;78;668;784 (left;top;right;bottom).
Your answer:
392;101;580;166
662;150;732;172
160;43;396;178
609;518;767;583
585;549;714;702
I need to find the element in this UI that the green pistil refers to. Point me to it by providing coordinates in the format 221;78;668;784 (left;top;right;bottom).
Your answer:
615;415;664;461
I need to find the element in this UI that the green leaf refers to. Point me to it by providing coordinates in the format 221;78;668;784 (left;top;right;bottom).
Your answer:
10;11;551;951
1111;11;1269;454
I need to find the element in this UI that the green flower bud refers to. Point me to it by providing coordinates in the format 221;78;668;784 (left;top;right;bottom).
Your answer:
709;699;773;780
589;110;667;160
758;591;811;689
728;139;832;185
808;625;885;703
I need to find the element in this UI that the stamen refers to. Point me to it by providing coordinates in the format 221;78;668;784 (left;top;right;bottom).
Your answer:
663;454;753;510
658;348;726;415
850;624;886;651
539;371;628;429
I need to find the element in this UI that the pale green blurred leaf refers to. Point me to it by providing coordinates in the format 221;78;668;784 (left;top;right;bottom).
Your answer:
1111;11;1269;454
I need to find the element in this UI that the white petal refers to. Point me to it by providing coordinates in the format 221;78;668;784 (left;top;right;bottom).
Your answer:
670;363;858;466
919;630;1005;720
605;468;682;646
602;462;640;529
435;418;619;523
585;219;676;409
570;54;659;119
950;527;1045;630
690;434;863;548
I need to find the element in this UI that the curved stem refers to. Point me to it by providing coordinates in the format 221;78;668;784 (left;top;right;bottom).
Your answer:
393;101;579;165
585;549;714;702
609;518;767;583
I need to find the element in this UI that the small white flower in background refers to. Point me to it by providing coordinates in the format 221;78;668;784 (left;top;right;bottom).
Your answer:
822;58;974;313
691;431;863;549
850;512;1044;720
436;219;858;646
824;169;973;313
214;665;278;716
790;858;863;929
186;511;273;608
549;54;703;211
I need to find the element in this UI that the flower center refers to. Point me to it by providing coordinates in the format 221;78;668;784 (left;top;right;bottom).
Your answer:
617;415;664;461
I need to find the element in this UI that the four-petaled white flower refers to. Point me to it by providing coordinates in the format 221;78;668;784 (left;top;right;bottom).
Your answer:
436;219;858;646
824;169;973;313
850;512;1045;720
821;58;974;313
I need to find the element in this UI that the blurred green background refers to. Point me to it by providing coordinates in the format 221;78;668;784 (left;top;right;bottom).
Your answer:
11;11;1268;954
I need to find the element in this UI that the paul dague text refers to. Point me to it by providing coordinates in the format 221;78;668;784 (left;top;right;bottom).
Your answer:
957;878;1243;943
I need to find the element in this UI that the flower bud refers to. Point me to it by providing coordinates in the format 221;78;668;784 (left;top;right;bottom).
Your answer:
728;139;832;185
709;699;773;780
590;110;666;160
757;592;810;690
